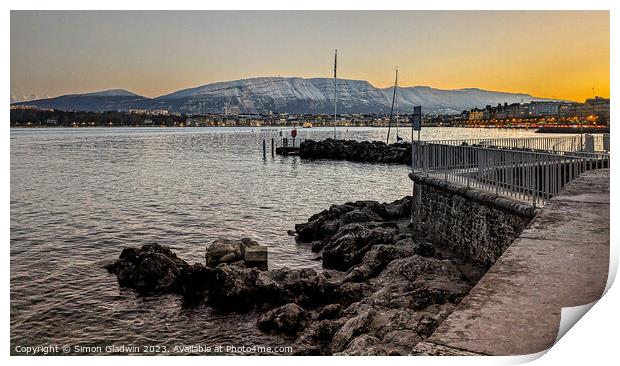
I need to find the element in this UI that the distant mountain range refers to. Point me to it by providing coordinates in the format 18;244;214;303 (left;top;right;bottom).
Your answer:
12;77;559;114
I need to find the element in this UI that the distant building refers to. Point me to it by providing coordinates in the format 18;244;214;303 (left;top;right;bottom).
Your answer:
186;117;206;127
558;103;576;117
455;96;610;126
528;101;560;116
468;108;484;121
10;104;37;110
483;105;493;119
223;106;241;115
494;103;509;119
579;97;610;124
505;103;529;118
129;109;149;114
150;109;169;116
129;108;169;116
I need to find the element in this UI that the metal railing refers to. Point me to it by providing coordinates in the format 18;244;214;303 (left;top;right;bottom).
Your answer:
263;136;308;158
423;134;610;155
412;140;610;207
274;136;306;148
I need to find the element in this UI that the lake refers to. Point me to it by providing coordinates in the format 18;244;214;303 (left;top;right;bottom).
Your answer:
10;126;549;354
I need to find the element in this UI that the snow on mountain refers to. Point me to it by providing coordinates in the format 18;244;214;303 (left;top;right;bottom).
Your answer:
79;89;141;97
157;77;554;114
384;86;549;114
10;94;46;103
12;89;152;112
11;78;556;114
156;77;395;114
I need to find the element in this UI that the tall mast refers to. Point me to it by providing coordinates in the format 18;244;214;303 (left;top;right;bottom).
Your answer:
395;67;400;140
334;49;337;139
386;67;398;144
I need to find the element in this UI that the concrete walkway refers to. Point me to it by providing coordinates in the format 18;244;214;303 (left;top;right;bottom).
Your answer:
414;169;610;356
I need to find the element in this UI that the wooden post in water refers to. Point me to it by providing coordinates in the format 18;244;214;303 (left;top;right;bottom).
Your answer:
262;139;266;159
271;138;275;157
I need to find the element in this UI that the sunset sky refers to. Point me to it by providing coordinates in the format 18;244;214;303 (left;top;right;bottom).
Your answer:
11;10;609;102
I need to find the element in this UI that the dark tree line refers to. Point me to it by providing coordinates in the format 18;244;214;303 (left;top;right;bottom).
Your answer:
10;109;195;127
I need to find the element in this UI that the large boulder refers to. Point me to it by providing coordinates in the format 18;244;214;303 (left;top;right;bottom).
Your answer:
317;304;343;320
206;264;285;311
293;197;415;272
382;196;413;219
344;244;416;282
370;255;472;309
178;262;215;299
106;242;284;310
350;200;387;218
268;267;330;307
394;238;435;257
257;303;310;335
292;319;346;355
330;307;377;353
339;209;382;225
329;293;460;355
205;238;259;267
326;203;357;218
337;334;383;355
322;225;397;270
104;243;189;294
294;216;328;243
326;282;373;305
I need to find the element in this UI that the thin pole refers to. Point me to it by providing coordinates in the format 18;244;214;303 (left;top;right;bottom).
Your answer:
334;49;337;139
395;67;399;141
386;67;398;144
411;113;414;141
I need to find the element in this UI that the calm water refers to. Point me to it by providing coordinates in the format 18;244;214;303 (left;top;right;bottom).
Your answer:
10;126;545;354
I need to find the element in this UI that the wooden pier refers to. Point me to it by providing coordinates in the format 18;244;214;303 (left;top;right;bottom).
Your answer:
275;146;300;156
263;137;302;157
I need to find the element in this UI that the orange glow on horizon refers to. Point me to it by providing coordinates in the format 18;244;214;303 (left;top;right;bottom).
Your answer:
11;11;610;103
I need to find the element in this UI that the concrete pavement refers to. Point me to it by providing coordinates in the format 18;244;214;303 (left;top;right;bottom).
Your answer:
413;169;610;356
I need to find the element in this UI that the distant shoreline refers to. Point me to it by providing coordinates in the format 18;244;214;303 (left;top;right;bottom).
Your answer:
534;126;609;134
9;125;608;133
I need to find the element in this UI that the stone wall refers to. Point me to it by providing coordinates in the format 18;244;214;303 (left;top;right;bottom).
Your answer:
409;173;536;268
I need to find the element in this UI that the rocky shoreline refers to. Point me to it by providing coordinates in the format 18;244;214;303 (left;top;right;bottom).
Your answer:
299;139;412;165
104;196;485;355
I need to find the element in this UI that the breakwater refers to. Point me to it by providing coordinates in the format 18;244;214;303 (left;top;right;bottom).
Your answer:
299;139;412;165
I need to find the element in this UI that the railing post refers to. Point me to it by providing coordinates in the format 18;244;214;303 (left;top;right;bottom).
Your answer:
603;133;610;152
584;134;595;153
